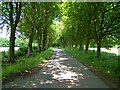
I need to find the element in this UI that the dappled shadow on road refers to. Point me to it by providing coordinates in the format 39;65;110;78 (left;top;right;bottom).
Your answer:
2;48;111;88
40;49;87;88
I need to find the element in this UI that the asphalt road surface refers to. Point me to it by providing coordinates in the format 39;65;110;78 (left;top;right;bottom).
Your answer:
2;48;112;88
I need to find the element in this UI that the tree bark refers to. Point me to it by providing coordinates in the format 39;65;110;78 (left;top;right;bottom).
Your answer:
85;19;91;53
79;41;84;50
42;29;47;51
85;38;90;53
38;39;41;52
9;26;16;63
8;2;22;63
37;29;42;52
96;40;101;58
27;28;33;56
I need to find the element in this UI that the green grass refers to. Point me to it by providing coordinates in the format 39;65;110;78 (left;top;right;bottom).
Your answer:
0;52;2;79
63;47;119;81
2;48;53;78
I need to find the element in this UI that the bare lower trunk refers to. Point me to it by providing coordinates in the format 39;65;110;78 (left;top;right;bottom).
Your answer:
9;27;15;63
8;2;22;63
85;39;90;53
79;40;84;50
79;45;84;50
27;28;33;56
37;33;41;52
37;29;42;52
42;29;47;51
27;36;33;56
96;40;101;58
38;41;41;52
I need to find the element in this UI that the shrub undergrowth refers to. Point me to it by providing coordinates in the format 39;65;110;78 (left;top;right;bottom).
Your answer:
2;48;53;78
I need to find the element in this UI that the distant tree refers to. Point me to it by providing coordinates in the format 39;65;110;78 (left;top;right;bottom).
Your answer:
0;38;9;47
15;36;28;47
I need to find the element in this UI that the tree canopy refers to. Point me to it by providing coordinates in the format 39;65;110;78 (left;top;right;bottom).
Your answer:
59;2;120;57
0;2;120;63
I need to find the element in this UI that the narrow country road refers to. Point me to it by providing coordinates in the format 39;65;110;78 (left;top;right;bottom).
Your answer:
2;48;112;88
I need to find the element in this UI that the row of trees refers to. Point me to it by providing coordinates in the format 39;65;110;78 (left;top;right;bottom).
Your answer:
0;2;59;63
0;2;120;63
59;2;120;57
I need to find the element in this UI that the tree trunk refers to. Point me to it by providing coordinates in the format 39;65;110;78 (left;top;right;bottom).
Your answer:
85;38;90;53
96;40;101;58
37;30;42;52
8;2;22;63
27;28;33;56
79;44;83;50
9;27;16;63
27;35;33;56
42;29;47;51
79;39;84;50
85;19;91;53
38;40;41;52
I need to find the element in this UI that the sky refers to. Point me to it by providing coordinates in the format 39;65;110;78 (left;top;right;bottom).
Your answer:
0;17;59;39
0;25;21;39
0;25;10;39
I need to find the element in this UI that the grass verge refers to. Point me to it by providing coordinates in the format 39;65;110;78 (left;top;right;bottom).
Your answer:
0;52;2;80
2;48;53;78
63;47;119;81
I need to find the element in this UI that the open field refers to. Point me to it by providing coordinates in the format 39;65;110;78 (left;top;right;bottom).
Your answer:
0;47;119;55
0;47;19;52
89;48;119;55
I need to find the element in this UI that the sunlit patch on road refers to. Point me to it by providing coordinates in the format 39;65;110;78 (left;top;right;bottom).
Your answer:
59;57;68;60
2;48;111;88
40;80;53;85
41;49;85;88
